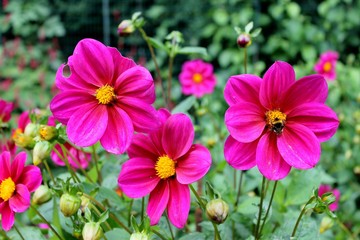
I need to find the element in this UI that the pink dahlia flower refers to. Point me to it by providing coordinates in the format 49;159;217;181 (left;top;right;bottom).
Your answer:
50;142;91;169
50;38;159;154
118;109;212;228
0;99;14;123
224;61;339;180
314;51;339;81
0;151;42;231
318;185;340;211
179;59;216;98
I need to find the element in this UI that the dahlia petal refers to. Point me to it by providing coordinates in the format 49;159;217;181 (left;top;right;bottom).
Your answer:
127;134;158;160
10;151;26;182
9;184;30;212
167;180;190;228
277;123;321;169
224;74;262;106
0;151;11;180
50;90;96;125
55;63;95;91
225;102;265;143
0;202;15;231
224;136;257;170
162;114;194;159
67;103;108;147
18;165;42;192
108;47;136;85
260;61;295;109
71;39;114;86
117;97;160;133
288;103;339;142
147;180;169;225
282;74;328;112
256;132;291;180
118;157;159;198
176;144;211;184
100;107;133;154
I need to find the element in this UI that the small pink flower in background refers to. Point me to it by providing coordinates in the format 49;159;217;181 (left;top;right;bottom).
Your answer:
118;109;212;228
224;61;339;180
0;99;14;123
318;185;340;211
50;143;91;169
314;51;339;81
179;59;216;98
11;111;30;140
50;38;160;154
0;151;42;231
0;140;16;157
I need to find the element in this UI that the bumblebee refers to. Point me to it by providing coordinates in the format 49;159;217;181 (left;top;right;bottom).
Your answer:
270;117;285;134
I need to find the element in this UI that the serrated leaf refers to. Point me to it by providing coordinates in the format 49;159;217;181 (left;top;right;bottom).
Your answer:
171;96;196;114
245;21;253;33
177;46;207;56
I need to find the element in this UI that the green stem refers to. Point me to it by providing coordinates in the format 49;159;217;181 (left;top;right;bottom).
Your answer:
255;176;266;240
128;199;134;227
166;212;175;240
291;197;314;237
337;218;356;240
259;181;278;235
167;56;174;109
151;228;168;240
234;171;245;207
53;146;80;183
13;225;25;240
43;160;55;184
91;145;102;184
31;205;64;240
141;197;145;223
244;48;248;74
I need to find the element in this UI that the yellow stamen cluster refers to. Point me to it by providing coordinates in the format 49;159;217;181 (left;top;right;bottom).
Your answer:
192;73;203;83
265;109;287;134
155;155;176;179
95;84;116;105
0;177;16;201
323;62;332;73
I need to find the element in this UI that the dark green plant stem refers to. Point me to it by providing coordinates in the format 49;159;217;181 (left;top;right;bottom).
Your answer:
42;159;55;184
244;48;248;74
259;181;278;235
31;204;64;240
128;199;134;227
291;197;314;237
0;230;9;240
189;184;221;240
235;171;245;207
151;229;168;240
91;145;102;184
53;146;81;183
255;176;266;240
13;225;25;240
337;218;356;240
166;212;175;240
141;197;145;223
167;56;174;109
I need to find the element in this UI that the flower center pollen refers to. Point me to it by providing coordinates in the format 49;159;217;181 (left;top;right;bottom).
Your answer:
192;73;203;83
0;177;16;201
155;155;176;179
265;110;287;134
323;62;332;73
95;84;116;105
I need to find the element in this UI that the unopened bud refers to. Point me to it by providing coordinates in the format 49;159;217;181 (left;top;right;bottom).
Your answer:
80;195;91;214
237;33;251;48
39;125;58;141
13;133;35;149
319;216;334;233
82;222;103;240
24;123;39;138
117;20;135;37
33;141;52;165
60;193;81;217
130;232;150;240
32;185;52;205
206;199;229;224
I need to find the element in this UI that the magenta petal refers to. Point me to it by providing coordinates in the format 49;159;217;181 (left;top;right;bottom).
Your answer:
108;47;136;85
260;61;295;109
100;107;133;154
256;132;291;180
0;151;11;180
0;202;14;231
10;151;26;182
288;103;339;142
224;136;257;170
162;114;194;159
225;102;265;143
18;165;42;192
9;184;30;212
147;180;169;226
127;134;159;160
224;74;262;106
118;157;159;198
277;123;321;170
67;103;108;147
176;144;211;184
55;63;95;91
167;180;190;228
282;74;328;112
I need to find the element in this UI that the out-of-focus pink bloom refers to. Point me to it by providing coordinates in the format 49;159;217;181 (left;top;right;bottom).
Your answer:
179;59;216;98
0;140;16;156
314;51;339;81
224;61;339;180
0;151;42;231
118;109;211;228
0;99;14;123
50;38;159;154
318;185;340;211
11;111;30;140
50;143;91;169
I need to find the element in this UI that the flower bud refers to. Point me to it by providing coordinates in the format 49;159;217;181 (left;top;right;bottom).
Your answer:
319;216;334;233
33;141;52;165
117;20;135;37
13;133;35;149
237;33;251;48
32;185;52;205
39;125;58;141
80;195;91;214
206;199;229;224
24;123;39;138
60;193;81;217
82;222;103;240
130;232;150;240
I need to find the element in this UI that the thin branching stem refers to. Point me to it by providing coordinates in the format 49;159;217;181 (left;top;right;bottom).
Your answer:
255;176;266;240
259;181;278;235
31;204;64;240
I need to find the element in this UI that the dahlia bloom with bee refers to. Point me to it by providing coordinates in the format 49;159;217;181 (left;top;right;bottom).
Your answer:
118;109;211;228
224;61;339;180
50;38;159;154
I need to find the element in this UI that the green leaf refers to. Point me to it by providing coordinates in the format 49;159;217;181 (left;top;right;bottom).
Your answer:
245;21;253;33
8;226;47;240
98;209;109;223
177;46;207;56
179;232;206;240
147;37;167;51
104;228;131;240
171;96;196;114
251;28;262;37
131;215;140;232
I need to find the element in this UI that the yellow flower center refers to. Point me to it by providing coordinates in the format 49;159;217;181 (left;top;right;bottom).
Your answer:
155;155;176;179
192;73;203;83
323;62;332;73
0;177;16;201
265;110;287;134
95;84;116;105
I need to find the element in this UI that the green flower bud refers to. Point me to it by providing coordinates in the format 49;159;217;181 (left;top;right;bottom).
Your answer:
32;185;52;205
33;141;52;165
13;133;35;149
130;232;150;240
24;123;39;138
206;199;229;224
60;193;81;217
39;125;58;141
82;222;103;240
